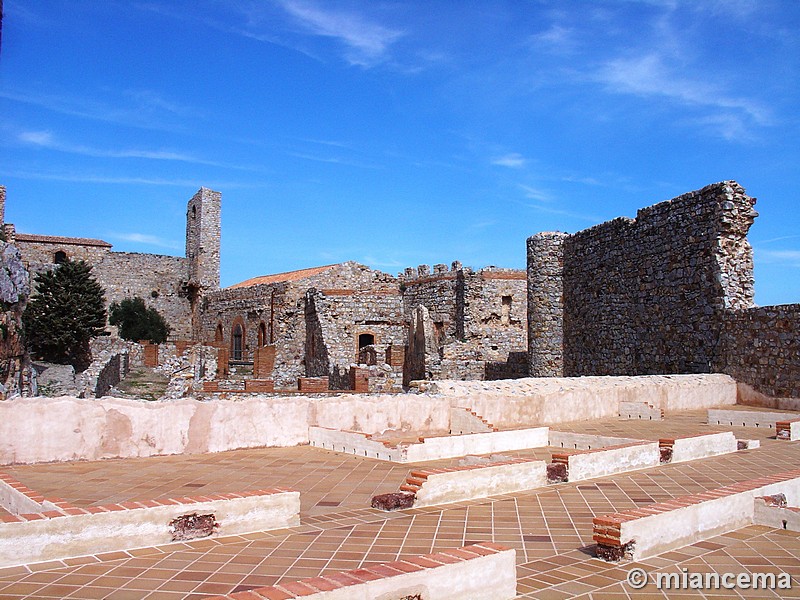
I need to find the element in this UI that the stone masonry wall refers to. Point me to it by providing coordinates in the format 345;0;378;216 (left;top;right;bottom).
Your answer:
400;262;461;343
527;232;567;377
560;181;756;376
401;263;528;380
203;262;401;387
461;267;527;357
306;288;405;388
14;237;112;275
93;252;192;341
185;188;221;291
718;304;800;398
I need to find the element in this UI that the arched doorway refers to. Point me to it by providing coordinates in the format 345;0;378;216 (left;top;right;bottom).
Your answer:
232;324;244;360
214;323;224;344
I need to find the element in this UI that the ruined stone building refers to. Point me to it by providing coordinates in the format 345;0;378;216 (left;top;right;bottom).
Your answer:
7;179;795;398
1;184;528;388
3;187;221;342
527;181;799;399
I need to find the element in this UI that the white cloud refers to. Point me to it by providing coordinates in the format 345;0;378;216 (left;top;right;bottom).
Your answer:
111;233;183;251
492;153;527;169
0;87;197;131
757;249;800;266
529;24;576;55
18;130;55;146
276;0;404;66
519;184;551;203
17;130;255;170
596;53;770;126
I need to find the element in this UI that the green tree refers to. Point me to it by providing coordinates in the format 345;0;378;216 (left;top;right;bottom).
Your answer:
23;259;107;370
109;297;170;344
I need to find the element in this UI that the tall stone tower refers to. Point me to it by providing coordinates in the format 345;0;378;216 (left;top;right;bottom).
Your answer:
185;188;221;338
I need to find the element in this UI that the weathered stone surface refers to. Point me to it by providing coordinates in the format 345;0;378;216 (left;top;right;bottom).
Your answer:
526;181;797;400
546;462;567;483
371;492;415;511
0;241;35;399
527;232;566;377
33;362;78;397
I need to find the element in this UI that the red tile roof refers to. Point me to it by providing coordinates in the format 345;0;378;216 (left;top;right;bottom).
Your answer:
228;264;339;289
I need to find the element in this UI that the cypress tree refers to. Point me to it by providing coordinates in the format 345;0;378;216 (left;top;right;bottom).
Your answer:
23;259;107;371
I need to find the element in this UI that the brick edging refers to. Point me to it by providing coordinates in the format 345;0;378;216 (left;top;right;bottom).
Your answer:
201;543;510;600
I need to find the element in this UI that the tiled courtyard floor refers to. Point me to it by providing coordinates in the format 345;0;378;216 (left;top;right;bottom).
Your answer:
1;409;799;599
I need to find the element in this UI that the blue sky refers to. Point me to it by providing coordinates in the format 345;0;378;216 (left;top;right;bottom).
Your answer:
1;0;799;305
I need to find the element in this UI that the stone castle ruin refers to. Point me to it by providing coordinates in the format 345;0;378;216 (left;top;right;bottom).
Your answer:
1;184;528;393
1;179;799;599
0;179;796;400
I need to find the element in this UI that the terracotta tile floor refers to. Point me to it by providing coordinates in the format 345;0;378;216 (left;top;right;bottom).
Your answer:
1;410;798;599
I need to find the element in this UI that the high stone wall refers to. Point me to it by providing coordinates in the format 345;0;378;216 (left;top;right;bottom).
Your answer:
401;263;528;380
561;181;756;376
526;181;797;399
14;236;112;274
93;252;192;341
718;304;800;398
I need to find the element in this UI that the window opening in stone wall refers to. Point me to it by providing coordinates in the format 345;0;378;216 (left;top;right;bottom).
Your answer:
358;333;375;348
232;324;243;360
214;323;223;344
258;322;267;347
501;295;512;325
54;250;67;264
191;205;196;219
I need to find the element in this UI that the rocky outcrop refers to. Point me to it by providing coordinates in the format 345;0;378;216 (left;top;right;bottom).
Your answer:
0;242;35;398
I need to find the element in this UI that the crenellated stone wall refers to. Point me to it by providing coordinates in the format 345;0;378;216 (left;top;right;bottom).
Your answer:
400;262;528;381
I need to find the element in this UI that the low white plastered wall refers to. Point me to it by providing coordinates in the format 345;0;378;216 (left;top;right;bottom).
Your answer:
431;374;737;429
548;431;642;450
561;443;660;482
670;432;738;463
0;394;450;465
753;502;800;531
405;427;549;462
620;476;800;559
619;401;662;420
780;421;800;441
285;547;517;600
308;427;404;461
707;408;800;429
0;479;54;515
0;491;300;568
309;427;549;463
414;461;548;507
